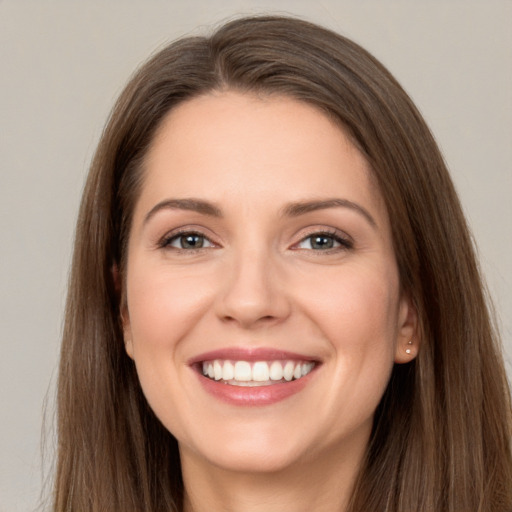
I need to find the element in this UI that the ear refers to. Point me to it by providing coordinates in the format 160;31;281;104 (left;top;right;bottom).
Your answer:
112;264;134;360
394;291;419;364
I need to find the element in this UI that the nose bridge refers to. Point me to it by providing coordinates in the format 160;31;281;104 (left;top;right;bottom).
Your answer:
217;242;289;328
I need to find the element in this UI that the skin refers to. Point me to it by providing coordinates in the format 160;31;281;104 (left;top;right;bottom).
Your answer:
122;91;417;512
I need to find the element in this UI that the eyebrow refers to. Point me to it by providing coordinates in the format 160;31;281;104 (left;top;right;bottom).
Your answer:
281;198;377;228
143;197;376;229
143;198;222;225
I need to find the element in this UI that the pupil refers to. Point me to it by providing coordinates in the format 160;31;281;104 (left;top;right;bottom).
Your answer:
182;234;203;248
312;236;333;249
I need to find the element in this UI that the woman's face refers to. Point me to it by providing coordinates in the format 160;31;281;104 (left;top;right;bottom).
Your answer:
122;91;416;475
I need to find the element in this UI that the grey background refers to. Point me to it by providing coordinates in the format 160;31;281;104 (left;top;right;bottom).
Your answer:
1;1;510;510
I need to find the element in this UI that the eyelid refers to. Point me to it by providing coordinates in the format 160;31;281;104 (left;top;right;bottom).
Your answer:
291;227;354;251
169;233;215;249
157;226;220;250
154;225;352;252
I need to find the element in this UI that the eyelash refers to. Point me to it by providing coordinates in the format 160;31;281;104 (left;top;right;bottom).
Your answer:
158;230;215;252
158;228;353;253
292;229;353;252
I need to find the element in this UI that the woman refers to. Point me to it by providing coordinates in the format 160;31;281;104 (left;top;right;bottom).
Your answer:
54;15;512;512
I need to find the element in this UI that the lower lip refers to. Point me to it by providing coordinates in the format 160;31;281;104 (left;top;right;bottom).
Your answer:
196;371;316;406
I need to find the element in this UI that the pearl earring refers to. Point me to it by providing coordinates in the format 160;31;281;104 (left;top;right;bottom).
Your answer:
405;339;413;354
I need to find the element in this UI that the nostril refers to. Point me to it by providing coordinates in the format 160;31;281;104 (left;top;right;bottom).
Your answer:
222;314;276;324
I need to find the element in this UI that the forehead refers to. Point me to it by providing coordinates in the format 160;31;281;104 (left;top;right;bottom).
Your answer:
136;91;387;224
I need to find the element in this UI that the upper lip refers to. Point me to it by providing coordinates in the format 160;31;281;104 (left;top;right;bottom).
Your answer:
188;347;320;365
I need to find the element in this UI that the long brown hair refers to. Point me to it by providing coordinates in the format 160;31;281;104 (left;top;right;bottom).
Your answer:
54;15;512;511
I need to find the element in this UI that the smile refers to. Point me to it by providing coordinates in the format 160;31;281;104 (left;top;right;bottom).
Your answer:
202;359;316;386
190;348;320;406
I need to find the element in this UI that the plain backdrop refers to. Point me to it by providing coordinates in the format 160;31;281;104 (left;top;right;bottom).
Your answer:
1;1;511;510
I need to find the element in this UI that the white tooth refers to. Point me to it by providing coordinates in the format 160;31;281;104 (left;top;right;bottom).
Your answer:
202;361;208;375
283;361;294;381
222;361;234;380
301;362;314;376
234;361;252;381
207;363;214;379
269;361;284;381
214;360;222;380
293;363;302;379
252;361;270;381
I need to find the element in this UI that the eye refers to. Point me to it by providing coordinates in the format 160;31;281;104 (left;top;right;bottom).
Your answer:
295;231;352;251
163;232;215;250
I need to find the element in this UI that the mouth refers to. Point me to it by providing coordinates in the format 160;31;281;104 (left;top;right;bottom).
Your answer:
189;348;320;406
200;359;316;387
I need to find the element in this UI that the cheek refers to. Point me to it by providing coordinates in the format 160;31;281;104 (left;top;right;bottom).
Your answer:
126;262;215;352
124;263;216;433
300;261;401;348
296;261;400;404
333;278;398;414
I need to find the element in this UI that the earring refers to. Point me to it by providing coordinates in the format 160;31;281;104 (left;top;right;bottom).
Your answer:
405;339;413;355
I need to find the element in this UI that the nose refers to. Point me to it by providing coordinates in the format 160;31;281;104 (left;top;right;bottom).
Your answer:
215;248;291;329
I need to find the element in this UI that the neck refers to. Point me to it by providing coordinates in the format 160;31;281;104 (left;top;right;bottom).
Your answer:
181;439;367;512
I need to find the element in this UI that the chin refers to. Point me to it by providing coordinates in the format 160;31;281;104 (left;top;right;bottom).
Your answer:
205;446;303;475
181;424;310;475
